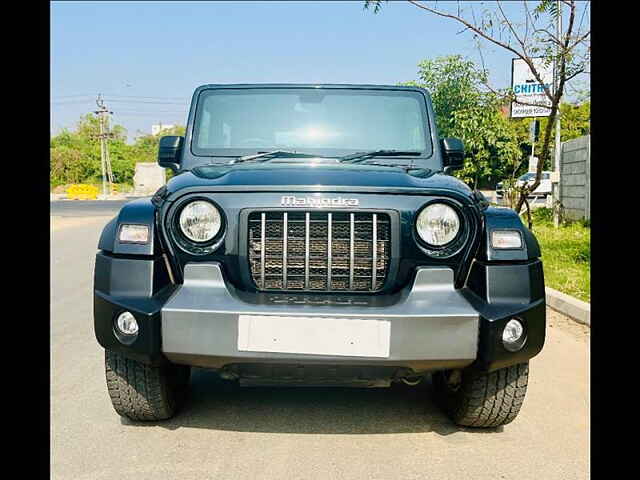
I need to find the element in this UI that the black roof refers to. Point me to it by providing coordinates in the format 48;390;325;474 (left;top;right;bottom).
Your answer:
192;83;430;94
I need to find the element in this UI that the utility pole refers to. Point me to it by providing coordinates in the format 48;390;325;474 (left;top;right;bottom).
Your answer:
95;94;115;196
553;0;563;227
529;119;539;173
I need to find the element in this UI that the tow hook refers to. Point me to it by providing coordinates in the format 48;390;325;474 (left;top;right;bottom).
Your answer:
445;369;463;392
219;368;239;381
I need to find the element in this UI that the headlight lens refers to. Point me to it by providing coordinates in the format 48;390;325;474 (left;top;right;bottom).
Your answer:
178;200;222;243
416;203;460;246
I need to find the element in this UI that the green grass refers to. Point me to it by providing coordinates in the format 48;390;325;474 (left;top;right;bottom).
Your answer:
528;208;590;303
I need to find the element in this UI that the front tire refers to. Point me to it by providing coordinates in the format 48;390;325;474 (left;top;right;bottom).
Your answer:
105;350;190;421
434;362;529;428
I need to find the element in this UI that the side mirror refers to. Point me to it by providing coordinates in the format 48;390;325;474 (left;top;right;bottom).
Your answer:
441;137;465;174
158;136;184;173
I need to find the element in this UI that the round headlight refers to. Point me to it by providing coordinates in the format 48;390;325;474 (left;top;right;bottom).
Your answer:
416;203;460;246
179;200;222;243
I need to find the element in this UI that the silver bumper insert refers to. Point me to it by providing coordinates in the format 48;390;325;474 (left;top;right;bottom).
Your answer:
161;262;479;363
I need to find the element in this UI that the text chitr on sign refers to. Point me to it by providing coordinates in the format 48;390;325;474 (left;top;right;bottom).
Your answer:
511;57;554;118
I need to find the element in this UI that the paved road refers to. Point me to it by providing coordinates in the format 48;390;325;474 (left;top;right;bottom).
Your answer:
51;216;589;480
50;199;141;217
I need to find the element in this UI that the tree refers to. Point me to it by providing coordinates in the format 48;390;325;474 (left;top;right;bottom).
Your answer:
131;125;186;163
50;113;186;188
51;116;103;186
130;126;186;180
404;55;522;190
550;100;590;142
365;0;590;218
404;56;489;136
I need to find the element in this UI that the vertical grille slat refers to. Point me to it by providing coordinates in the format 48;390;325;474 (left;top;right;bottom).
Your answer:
349;213;355;290
249;210;391;292
304;212;310;289
327;212;332;290
372;213;377;290
282;212;288;289
260;213;266;289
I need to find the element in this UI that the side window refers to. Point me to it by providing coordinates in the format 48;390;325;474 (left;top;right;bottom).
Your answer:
542;173;550;180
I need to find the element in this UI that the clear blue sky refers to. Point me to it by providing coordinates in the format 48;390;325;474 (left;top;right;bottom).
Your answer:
51;1;587;141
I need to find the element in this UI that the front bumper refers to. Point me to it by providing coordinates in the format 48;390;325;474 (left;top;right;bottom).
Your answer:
160;263;479;372
95;256;546;375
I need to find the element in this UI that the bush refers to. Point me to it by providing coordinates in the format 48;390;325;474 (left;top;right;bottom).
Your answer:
531;207;553;223
50;114;184;188
531;212;590;302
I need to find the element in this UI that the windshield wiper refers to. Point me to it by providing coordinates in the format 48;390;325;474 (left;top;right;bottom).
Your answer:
358;162;432;173
339;150;423;164
229;150;327;164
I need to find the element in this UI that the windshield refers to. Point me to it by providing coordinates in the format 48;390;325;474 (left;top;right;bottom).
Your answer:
191;88;432;159
519;173;536;181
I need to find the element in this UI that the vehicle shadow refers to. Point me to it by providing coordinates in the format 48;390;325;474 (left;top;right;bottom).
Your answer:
121;368;503;436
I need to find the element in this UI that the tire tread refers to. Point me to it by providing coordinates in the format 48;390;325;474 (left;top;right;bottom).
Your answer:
104;350;188;421
437;362;529;428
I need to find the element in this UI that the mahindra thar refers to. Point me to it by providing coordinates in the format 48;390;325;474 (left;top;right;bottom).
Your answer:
94;84;545;428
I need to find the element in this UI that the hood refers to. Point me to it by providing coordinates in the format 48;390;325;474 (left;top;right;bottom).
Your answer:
162;163;474;200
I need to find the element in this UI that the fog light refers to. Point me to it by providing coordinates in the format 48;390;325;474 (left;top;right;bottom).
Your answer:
502;318;525;352
116;311;139;336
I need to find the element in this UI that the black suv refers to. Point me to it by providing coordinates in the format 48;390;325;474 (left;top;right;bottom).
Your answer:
94;84;545;428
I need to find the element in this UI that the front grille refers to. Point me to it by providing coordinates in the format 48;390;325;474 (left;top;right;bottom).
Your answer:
248;211;391;292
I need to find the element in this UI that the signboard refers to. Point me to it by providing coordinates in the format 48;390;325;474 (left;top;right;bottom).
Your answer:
511;58;554;118
528;156;539;173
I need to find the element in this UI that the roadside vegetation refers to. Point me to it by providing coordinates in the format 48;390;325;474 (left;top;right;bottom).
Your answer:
528;208;590;302
50;114;184;190
50;56;589;196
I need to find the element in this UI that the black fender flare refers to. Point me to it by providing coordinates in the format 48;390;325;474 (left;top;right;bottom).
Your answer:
98;198;161;256
479;206;540;262
94;198;172;365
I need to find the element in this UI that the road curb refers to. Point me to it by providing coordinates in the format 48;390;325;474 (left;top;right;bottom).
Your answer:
545;287;590;326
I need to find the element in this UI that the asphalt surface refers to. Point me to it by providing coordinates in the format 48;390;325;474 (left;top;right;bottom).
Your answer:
50;199;138;217
51;211;589;480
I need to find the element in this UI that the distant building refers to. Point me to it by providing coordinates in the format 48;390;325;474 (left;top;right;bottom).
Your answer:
151;123;175;136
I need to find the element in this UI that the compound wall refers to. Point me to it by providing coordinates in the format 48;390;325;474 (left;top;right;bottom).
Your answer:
560;135;590;221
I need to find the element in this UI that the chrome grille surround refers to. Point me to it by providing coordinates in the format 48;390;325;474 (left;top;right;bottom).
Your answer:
248;211;391;292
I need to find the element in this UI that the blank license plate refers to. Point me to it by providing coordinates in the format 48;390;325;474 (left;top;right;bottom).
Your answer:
237;315;391;358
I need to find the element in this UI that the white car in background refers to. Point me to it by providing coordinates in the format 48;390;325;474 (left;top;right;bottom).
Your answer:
496;171;552;198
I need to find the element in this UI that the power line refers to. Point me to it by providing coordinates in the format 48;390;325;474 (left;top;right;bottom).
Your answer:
53;104;188;115
53;99;186;106
51;94;95;99
102;94;189;101
112;107;188;112
112;111;187;116
103;99;187;105
52;99;96;105
52;93;189;101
